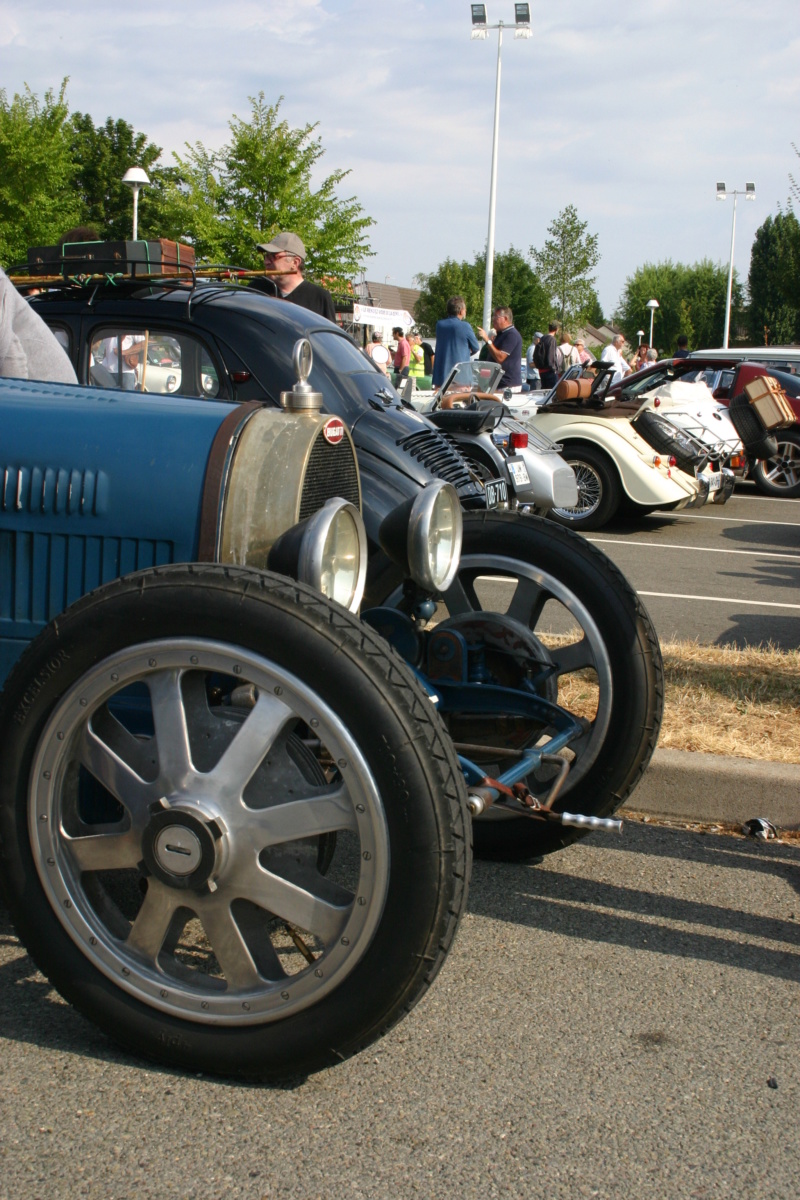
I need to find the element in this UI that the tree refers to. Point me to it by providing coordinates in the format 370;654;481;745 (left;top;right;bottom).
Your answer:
0;81;80;267
530;205;600;331
69;113;166;241
615;260;740;352
159;94;374;284
747;212;800;345
582;288;605;330
415;247;551;342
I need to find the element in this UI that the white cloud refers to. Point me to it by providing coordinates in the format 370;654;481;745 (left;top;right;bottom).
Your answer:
2;0;797;315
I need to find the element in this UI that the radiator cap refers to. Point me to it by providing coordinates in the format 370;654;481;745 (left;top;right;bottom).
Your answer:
280;338;323;412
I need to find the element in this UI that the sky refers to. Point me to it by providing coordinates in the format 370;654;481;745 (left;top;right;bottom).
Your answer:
2;0;799;320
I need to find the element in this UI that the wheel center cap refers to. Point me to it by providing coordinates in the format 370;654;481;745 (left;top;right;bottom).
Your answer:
142;807;222;891
153;825;203;875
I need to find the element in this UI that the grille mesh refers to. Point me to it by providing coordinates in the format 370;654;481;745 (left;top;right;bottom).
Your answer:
298;432;361;521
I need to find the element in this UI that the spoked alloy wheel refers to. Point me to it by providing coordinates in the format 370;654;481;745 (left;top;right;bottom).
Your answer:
381;513;663;859
751;429;800;498
0;566;470;1078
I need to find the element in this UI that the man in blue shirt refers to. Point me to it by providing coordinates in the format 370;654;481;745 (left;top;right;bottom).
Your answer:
478;306;523;390
432;295;480;388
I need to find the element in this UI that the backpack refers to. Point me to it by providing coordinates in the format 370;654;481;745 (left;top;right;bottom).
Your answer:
556;346;566;373
532;338;547;369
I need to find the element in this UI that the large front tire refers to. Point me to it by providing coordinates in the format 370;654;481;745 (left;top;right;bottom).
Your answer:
0;565;471;1079
391;513;663;859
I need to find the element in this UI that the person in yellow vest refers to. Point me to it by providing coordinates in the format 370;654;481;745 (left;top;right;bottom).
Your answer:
408;332;425;378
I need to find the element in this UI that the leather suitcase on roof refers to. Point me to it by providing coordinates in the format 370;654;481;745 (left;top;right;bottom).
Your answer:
743;375;795;430
27;239;195;277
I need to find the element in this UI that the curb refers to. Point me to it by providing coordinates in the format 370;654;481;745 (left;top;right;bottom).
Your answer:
621;749;800;829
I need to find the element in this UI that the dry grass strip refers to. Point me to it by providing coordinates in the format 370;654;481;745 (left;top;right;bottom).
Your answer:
658;640;800;763
552;637;800;763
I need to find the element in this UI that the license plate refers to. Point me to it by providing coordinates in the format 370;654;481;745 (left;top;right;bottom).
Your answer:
707;472;722;493
507;456;531;489
485;478;508;508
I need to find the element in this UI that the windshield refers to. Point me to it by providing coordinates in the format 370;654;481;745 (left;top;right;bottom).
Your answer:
442;360;503;394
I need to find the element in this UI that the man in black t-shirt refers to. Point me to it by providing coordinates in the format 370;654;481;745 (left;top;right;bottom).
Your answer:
249;231;336;322
534;321;560;390
478;306;523;390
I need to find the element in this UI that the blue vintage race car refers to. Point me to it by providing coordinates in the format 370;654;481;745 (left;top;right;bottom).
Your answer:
0;261;662;1079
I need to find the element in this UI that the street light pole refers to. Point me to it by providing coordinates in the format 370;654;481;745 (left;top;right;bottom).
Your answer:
471;5;531;334
121;167;150;241
646;299;659;349
716;182;756;349
483;21;503;335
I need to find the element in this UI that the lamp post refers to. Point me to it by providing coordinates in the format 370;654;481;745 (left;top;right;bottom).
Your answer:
471;3;531;333
646;299;659;349
636;330;644;347
121;167;150;241
716;181;756;349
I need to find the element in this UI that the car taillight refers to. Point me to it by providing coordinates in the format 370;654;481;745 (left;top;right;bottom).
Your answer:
510;431;528;450
653;398;661;407
653;455;662;466
669;455;677;467
729;454;743;468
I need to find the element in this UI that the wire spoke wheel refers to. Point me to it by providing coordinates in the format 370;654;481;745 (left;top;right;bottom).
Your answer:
555;459;603;519
548;445;622;530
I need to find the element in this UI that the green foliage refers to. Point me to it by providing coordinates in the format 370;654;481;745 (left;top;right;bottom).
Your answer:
0;84;373;291
159;94;374;282
69;113;165;240
582;289;605;330
0;81;80;266
616;260;739;352
415;247;551;343
747;212;800;345
530;205;600;331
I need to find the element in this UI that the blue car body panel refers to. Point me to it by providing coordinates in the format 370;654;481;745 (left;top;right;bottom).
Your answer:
0;377;230;682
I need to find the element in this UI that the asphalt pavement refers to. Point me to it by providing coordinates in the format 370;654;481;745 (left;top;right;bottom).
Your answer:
588;485;800;650
1;822;797;1200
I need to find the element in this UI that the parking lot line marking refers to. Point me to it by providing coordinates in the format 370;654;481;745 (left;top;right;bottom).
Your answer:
638;591;800;610
651;513;800;528
588;539;800;562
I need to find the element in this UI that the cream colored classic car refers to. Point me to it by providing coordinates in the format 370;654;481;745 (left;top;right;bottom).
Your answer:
500;365;733;530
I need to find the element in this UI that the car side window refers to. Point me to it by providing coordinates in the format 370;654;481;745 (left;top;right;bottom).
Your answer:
50;325;71;356
88;328;224;399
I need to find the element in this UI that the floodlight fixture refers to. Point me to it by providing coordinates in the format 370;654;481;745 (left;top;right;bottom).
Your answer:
745;181;756;200
716;181;727;200
514;3;531;35
471;3;488;36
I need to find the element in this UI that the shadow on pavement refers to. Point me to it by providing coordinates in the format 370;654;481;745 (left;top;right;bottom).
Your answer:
713;612;800;649
468;825;800;981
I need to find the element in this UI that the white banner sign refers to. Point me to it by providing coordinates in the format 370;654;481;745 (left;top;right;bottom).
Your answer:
353;303;415;328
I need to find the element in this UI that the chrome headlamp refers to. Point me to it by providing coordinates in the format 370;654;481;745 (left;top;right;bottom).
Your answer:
269;497;368;613
379;481;463;594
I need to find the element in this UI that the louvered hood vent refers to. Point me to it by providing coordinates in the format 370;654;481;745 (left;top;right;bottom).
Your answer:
396;429;484;503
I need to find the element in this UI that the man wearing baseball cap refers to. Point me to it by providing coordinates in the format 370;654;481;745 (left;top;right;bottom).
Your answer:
250;231;336;322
